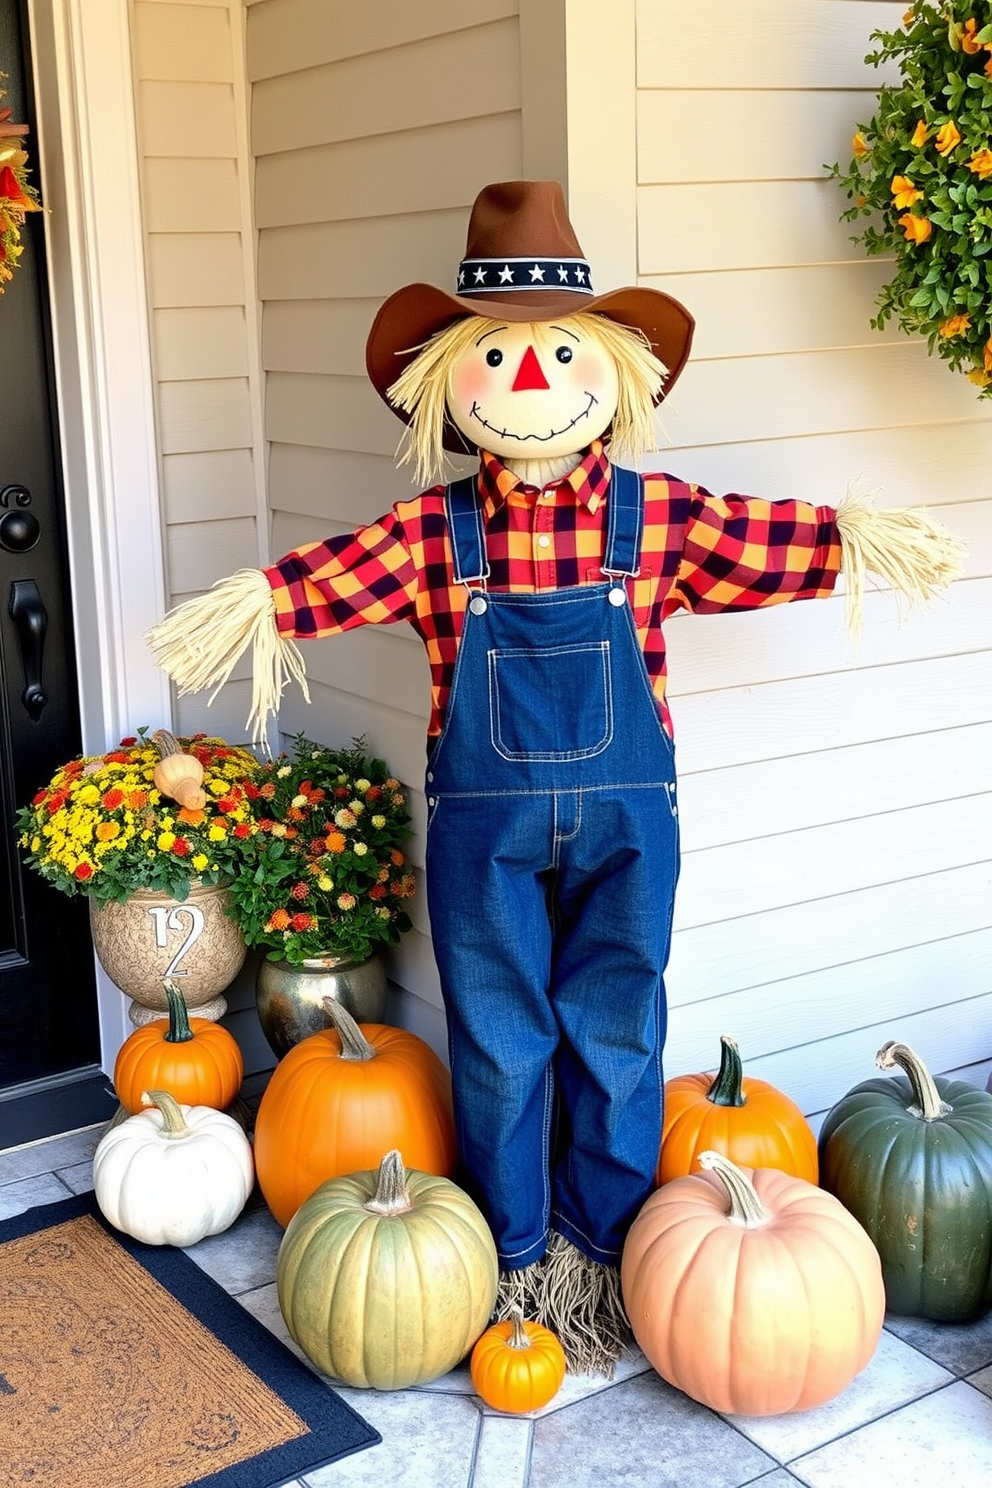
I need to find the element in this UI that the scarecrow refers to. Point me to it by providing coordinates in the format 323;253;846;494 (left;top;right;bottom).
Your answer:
148;181;962;1374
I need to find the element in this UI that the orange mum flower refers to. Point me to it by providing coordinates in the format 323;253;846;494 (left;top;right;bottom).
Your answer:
910;121;929;148
266;908;291;931
852;133;869;158
959;18;982;53
939;314;971;339
968;149;992;178
324;830;346;853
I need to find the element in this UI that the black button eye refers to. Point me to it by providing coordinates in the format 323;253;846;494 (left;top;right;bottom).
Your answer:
555;345;573;363
486;348;503;367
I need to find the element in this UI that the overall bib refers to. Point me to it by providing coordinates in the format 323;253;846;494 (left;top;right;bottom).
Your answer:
425;466;680;1269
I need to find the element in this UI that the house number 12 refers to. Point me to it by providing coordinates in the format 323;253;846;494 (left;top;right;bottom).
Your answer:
146;903;205;977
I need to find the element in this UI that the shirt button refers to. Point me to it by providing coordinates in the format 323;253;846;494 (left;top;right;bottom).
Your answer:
537;535;552;549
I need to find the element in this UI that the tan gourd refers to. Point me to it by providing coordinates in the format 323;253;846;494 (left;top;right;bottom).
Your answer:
152;729;207;810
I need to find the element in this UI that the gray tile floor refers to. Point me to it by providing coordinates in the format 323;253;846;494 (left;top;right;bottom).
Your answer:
4;1122;992;1488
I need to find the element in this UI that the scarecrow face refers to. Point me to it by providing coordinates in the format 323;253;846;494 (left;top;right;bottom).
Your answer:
446;317;620;461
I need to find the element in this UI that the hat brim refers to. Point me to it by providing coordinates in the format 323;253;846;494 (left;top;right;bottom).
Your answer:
365;282;694;455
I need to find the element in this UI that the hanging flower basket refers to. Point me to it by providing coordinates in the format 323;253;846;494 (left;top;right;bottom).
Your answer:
828;3;992;391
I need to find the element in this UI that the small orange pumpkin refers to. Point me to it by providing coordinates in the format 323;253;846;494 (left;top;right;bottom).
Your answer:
622;1151;885;1416
657;1035;818;1185
113;979;244;1115
254;998;458;1227
470;1307;567;1412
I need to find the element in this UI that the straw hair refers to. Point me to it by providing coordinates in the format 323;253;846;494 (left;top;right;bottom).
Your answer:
388;311;666;487
836;492;965;638
145;568;310;745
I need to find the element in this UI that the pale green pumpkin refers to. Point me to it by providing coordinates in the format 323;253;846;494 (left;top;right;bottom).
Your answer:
277;1149;498;1389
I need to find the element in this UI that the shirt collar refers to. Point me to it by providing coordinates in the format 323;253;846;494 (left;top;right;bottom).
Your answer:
478;440;612;519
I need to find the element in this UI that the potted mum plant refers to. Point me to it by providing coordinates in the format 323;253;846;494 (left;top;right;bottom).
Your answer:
16;729;262;1023
227;734;416;1057
828;2;992;390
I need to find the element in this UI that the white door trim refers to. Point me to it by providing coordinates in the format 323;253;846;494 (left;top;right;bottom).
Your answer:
28;0;172;1067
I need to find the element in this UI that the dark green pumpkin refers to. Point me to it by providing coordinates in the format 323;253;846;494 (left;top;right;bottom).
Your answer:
818;1040;992;1322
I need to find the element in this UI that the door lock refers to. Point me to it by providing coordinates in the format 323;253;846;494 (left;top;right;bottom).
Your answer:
0;485;40;553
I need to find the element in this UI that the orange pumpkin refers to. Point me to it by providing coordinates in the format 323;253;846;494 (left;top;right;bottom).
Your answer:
622;1151;885;1416
657;1035;818;1185
254;998;457;1227
113;979;243;1115
470;1307;566;1412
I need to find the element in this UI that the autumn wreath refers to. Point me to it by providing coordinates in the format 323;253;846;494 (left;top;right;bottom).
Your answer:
829;3;992;391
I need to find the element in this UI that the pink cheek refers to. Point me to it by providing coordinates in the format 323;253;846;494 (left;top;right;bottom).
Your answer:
571;351;608;390
451;363;494;405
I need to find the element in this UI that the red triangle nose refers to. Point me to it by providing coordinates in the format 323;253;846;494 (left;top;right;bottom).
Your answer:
511;344;550;392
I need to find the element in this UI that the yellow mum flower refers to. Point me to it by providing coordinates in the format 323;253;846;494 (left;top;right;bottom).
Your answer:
78;785;100;805
192;853;209;871
935;121;962;156
891;175;923;208
158;831;176;851
208;824;227;842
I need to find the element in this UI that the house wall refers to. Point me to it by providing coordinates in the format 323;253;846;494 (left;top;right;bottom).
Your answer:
130;0;267;744
630;0;992;1124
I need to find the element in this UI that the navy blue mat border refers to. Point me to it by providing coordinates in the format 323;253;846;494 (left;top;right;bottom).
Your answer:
2;1191;380;1488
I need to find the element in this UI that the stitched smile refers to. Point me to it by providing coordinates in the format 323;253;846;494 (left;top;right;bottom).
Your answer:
469;392;598;443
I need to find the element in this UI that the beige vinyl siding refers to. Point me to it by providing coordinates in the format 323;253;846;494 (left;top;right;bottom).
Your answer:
131;0;265;743
633;0;992;1122
247;0;524;1055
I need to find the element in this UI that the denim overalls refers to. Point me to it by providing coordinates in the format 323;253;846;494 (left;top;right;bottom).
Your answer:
424;466;680;1270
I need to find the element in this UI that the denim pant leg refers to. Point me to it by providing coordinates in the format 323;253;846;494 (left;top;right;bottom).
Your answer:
547;786;679;1264
425;792;560;1269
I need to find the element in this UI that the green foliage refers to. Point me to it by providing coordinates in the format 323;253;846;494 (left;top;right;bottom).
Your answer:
227;735;415;966
827;1;992;390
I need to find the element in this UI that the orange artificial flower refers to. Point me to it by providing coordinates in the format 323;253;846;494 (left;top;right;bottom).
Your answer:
852;132;869;158
891;174;923;208
959;18;982;53
935;121;962;156
266;908;291;931
899;212;932;243
938;313;971;338
324;830;346;853
968;148;992;178
910;120;930;148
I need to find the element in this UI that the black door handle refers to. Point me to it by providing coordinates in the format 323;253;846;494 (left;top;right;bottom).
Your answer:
8;579;48;721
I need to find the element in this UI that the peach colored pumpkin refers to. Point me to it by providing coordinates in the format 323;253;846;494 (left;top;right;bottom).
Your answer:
622;1151;885;1416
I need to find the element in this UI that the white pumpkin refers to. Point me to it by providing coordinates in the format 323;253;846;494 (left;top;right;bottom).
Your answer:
93;1088;254;1245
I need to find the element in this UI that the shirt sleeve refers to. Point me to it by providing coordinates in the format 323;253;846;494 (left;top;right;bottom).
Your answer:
265;507;421;638
671;488;842;614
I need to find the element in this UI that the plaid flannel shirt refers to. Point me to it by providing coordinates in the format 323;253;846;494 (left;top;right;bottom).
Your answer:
266;441;841;739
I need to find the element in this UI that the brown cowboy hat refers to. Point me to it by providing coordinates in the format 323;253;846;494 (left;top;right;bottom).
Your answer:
365;180;694;452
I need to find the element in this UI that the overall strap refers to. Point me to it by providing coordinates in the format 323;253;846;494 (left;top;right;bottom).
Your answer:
602;465;645;578
445;476;490;586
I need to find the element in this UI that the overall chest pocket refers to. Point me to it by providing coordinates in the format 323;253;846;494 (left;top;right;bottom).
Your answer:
487;641;613;761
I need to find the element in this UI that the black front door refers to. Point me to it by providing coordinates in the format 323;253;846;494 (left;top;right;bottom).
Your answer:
0;0;104;1135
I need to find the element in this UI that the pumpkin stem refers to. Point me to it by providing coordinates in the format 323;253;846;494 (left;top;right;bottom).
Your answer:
705;1035;747;1107
507;1305;531;1350
143;1089;191;1138
875;1040;951;1121
320;996;378;1061
163;979;195;1044
698;1150;770;1227
364;1150;414;1216
152;728;183;759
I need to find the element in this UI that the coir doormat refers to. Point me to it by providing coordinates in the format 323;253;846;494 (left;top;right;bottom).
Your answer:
0;1191;379;1488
